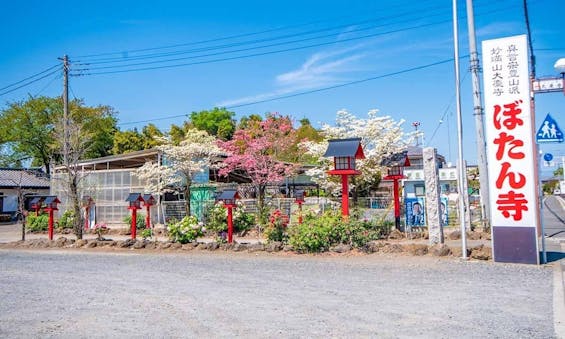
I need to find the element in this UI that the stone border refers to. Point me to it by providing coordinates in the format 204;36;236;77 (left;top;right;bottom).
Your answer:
0;237;493;260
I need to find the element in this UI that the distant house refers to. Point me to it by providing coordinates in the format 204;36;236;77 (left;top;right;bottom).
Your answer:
0;168;50;220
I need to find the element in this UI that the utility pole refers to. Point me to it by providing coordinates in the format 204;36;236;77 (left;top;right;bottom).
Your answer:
466;0;490;229
59;55;70;167
453;0;468;258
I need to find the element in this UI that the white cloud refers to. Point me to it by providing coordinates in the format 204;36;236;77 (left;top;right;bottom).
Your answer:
216;44;367;107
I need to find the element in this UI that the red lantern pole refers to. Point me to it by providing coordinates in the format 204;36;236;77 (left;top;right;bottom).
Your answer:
145;205;151;229
298;202;303;224
47;208;54;240
130;208;137;239
341;174;349;220
393;178;401;230
227;205;234;243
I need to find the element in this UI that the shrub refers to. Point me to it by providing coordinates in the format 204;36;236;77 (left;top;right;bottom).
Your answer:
168;215;204;244
288;210;391;252
140;228;152;240
26;213;49;232
206;201;254;235
93;223;109;240
58;210;75;229
123;214;146;229
264;209;289;243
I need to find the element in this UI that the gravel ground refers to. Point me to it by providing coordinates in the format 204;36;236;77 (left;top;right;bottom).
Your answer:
0;249;555;338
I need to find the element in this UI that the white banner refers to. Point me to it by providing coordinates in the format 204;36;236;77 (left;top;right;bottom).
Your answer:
482;35;539;228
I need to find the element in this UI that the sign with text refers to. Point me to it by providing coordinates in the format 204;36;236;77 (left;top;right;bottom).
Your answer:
482;35;539;264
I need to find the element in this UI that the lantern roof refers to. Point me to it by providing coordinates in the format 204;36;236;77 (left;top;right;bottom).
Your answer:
217;189;240;201
143;194;156;205
43;196;60;205
30;196;44;204
380;151;410;167
323;138;365;159
125;193;144;203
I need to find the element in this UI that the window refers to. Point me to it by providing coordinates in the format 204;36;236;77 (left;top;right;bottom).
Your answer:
415;185;425;196
335;157;353;170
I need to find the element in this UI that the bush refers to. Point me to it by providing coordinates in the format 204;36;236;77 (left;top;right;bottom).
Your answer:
168;215;204;244
58;210;75;229
123;214;146;229
288;210;391;252
206;201;255;235
26;213;49;232
264;209;289;243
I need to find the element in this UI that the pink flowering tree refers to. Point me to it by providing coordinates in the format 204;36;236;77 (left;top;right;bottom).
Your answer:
218;113;299;224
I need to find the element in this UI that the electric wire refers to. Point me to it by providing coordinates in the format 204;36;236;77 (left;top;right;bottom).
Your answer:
0;64;60;92
33;72;62;97
74;2;450;65
118;56;463;126
72;0;442;60
0;68;62;97
73;3;513;76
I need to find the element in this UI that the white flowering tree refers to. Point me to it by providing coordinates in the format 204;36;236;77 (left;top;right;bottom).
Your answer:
301;109;417;197
135;128;222;216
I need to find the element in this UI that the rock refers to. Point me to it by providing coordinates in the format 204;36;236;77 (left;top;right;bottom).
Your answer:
145;242;157;250
266;242;283;252
407;244;428;256
451;247;472;258
480;232;492;240
248;243;265;252
158;242;172;250
85;241;97;248
448;230;461;240
470;246;492;260
55;237;68;247
330;244;352;253
207;242;219;251
363;241;385;253
430;244;451;257
170;242;182;250
382;244;404;253
388;229;404;240
232;243;248;252
132;240;146;249
181;243;197;251
466;231;481;240
220;243;234;251
118;239;136;248
74;239;88;248
282;245;293;252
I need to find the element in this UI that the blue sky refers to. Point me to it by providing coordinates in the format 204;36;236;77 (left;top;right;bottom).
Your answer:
1;0;563;175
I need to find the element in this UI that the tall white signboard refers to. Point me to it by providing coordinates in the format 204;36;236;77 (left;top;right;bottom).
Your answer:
482;34;539;264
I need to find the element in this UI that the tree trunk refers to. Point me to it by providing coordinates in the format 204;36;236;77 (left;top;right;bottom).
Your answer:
70;176;83;240
183;185;191;217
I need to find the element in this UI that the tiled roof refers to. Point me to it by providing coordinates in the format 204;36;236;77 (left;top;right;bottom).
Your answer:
0;168;50;188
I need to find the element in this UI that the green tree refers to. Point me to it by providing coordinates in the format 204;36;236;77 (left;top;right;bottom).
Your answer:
189;107;235;140
112;129;144;154
237;114;263;130
141;123;165;149
0;96;117;174
554;166;563;177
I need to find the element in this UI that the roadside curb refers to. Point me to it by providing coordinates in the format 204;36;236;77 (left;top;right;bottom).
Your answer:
554;259;565;339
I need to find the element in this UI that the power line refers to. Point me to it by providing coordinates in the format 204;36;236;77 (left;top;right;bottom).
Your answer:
33;72;62;97
73;3;512;76
0;68;62;97
0;64;60;92
75;2;450;65
72;0;443;60
118;56;462;126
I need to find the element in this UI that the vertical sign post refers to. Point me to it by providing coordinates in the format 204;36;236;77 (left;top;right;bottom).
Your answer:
482;35;540;264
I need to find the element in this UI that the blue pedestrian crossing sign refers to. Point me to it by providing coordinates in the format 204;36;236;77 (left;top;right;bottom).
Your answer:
536;114;563;143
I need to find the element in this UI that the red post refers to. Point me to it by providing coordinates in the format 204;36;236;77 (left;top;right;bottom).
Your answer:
298;202;303;224
130;208;137;239
47;208;54;240
393;179;401;230
227;205;234;243
341;174;349;220
145;205;151;229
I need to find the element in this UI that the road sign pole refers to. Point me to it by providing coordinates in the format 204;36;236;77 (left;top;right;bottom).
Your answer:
538;150;547;264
